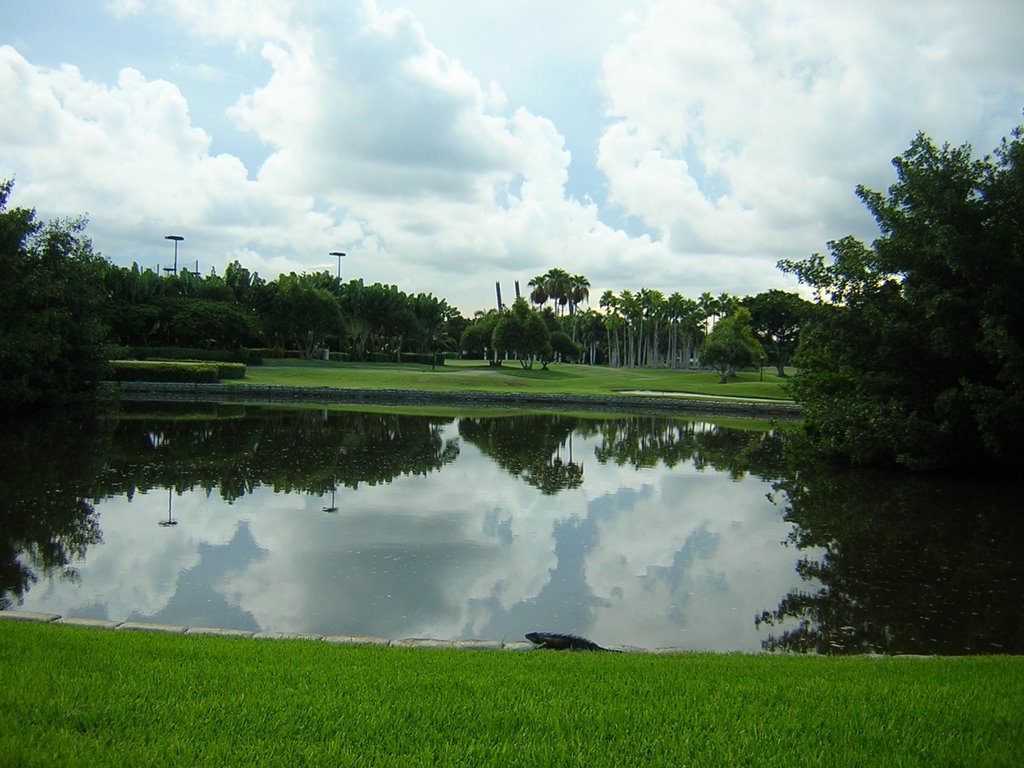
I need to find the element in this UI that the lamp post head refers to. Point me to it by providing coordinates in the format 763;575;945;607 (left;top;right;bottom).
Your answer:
164;235;183;275
330;252;347;282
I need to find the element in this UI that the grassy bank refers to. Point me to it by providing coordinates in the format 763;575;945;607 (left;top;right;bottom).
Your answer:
233;359;793;401
3;621;1020;767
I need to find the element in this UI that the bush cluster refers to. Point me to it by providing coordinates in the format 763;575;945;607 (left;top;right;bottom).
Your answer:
109;360;245;383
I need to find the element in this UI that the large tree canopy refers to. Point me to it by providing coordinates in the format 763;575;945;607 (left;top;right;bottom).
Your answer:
0;180;110;410
491;298;552;369
742;289;812;377
779;125;1024;470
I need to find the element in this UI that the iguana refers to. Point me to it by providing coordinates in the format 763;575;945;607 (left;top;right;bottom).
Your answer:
525;631;620;652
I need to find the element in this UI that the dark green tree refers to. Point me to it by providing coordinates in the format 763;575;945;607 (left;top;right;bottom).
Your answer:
700;307;762;383
549;330;582;363
741;289;811;376
779;125;1024;469
260;272;341;357
491;298;552;369
163;298;261;348
460;311;500;362
0;180;110;409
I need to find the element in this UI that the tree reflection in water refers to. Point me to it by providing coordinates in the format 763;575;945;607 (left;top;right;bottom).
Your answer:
100;403;460;500
758;459;1024;654
0;411;107;610
2;403;1022;655
458;415;588;494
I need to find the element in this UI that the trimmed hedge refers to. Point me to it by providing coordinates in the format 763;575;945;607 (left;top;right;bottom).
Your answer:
109;360;245;383
211;362;247;379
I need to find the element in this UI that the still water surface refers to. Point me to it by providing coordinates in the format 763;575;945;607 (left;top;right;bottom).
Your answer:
3;403;1021;653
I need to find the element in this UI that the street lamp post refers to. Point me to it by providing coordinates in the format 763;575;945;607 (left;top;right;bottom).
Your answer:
158;487;178;527
164;235;184;275
329;251;346;283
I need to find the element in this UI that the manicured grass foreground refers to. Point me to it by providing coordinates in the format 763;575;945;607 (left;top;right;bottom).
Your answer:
3;622;1021;767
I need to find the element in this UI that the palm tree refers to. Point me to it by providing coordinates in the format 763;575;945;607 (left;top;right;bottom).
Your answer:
527;274;549;308
599;290;622;367
639;288;665;367
619;290;641;367
568;274;591;316
666;292;702;368
698;291;719;337
534;268;567;316
576;308;603;364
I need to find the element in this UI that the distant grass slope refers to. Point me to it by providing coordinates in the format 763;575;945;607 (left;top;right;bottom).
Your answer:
233;359;793;401
2;621;1021;767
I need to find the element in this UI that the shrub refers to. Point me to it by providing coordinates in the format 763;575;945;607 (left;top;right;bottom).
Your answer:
211;362;246;379
110;361;220;383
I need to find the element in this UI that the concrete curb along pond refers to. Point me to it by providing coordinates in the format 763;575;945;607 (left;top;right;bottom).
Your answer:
0;611;672;654
105;381;804;419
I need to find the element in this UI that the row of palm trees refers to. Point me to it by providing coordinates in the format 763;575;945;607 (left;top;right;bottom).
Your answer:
526;267;741;369
594;289;736;369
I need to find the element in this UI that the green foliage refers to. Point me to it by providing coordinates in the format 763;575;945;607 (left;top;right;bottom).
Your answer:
459;311;499;359
110;361;222;383
599;287;706;369
550;330;582;362
162;298;260;348
741;289;812;376
213;363;246;380
0;180;111;409
528;267;590;317
337;279;458;362
491;298;552;369
780;125;1024;469
260;272;342;358
700;308;762;383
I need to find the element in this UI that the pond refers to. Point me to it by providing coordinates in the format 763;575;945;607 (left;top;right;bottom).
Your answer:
2;402;1022;654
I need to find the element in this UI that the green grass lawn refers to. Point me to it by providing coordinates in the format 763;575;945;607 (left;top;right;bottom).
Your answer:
2;621;1020;767
235;359;794;401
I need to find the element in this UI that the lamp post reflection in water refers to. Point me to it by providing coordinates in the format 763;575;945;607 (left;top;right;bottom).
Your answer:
322;486;338;513
158;487;178;527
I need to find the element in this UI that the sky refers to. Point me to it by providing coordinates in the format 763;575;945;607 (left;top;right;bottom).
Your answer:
3;1;1023;314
